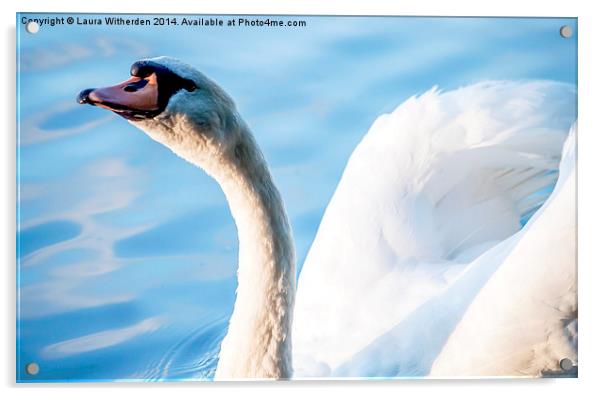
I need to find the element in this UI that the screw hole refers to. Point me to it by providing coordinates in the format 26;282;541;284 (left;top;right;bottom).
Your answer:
25;21;40;34
25;362;39;375
559;358;574;371
560;25;573;38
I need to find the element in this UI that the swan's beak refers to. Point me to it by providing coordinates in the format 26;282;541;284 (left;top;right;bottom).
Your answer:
77;73;160;116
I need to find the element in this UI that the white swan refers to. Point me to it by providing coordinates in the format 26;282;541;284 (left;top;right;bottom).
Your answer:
78;57;577;379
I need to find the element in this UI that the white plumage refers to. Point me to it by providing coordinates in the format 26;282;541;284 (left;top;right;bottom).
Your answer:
85;57;577;379
430;125;577;377
293;81;576;377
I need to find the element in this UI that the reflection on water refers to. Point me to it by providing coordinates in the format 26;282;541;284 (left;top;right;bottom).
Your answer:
114;208;237;259
137;317;228;381
16;14;576;381
18;221;82;258
39;107;105;132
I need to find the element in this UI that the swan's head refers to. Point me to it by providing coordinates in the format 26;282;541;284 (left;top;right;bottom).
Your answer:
78;57;248;172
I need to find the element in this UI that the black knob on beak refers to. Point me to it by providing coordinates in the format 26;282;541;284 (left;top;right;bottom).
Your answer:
77;88;95;105
130;61;155;78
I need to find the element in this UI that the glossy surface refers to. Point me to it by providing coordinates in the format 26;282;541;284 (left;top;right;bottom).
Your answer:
16;14;577;381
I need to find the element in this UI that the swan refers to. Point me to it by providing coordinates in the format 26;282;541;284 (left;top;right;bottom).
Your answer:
77;56;577;379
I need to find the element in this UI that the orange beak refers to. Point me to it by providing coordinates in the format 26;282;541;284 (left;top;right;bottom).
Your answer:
78;73;159;113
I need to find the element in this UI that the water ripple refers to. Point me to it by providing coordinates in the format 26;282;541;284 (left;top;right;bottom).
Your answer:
18;220;82;259
138;317;227;381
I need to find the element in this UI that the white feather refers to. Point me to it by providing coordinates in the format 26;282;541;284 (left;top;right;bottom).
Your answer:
430;125;577;377
292;81;576;377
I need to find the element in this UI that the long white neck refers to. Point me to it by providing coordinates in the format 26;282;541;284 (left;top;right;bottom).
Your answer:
141;117;297;379
213;142;296;379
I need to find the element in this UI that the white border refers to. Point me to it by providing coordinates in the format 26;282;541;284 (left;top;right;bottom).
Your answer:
3;1;601;395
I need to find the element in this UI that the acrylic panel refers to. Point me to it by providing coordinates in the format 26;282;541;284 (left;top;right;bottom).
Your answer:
16;13;578;382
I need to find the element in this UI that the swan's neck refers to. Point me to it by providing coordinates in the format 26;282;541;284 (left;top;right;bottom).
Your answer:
136;116;296;378
212;138;296;379
158;123;295;380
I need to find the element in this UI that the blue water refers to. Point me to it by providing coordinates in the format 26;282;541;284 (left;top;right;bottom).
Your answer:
16;14;577;382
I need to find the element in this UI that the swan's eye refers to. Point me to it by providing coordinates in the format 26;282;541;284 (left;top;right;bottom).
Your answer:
123;78;149;92
183;80;196;92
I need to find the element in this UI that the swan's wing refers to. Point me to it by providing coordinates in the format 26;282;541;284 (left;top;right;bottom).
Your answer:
429;126;577;377
292;81;576;377
327;126;576;378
